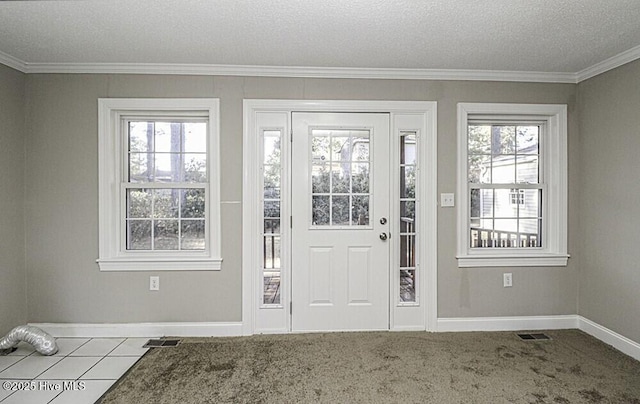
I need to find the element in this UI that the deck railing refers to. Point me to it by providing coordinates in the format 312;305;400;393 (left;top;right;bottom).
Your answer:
471;228;539;248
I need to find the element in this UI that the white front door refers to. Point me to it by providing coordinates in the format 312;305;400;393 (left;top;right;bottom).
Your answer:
291;112;391;332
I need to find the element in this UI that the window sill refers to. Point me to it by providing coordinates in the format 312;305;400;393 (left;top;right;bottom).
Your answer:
97;258;223;271
457;254;569;268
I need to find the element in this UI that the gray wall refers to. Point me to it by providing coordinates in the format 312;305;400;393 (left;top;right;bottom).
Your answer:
22;74;578;324
0;65;26;335
577;59;640;343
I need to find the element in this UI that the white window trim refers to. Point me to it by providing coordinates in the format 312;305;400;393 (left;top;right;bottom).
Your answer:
97;98;222;271
456;103;569;267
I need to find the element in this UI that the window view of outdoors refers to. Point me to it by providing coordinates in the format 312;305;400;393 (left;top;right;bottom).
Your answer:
263;130;282;305
126;121;207;251
468;124;542;248
310;129;370;227
400;132;417;302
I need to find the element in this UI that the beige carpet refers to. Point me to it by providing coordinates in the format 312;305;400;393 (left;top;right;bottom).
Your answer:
98;330;640;404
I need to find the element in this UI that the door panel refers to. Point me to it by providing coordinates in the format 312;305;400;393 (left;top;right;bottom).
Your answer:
291;112;390;332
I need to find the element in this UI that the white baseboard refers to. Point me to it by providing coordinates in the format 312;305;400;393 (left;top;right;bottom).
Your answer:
437;315;579;332
577;316;640;361
28;317;640;362
28;322;243;338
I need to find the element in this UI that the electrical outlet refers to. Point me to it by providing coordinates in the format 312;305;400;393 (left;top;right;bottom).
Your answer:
441;193;455;207
503;273;513;288
150;276;160;291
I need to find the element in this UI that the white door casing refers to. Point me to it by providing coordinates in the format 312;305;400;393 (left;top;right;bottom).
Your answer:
291;113;390;332
242;100;438;335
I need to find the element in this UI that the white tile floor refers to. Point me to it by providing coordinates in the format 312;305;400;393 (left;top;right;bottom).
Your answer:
0;337;149;404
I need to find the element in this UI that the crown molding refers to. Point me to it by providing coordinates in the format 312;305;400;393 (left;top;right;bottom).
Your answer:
0;46;638;83
3;60;576;83
0;50;27;73
576;44;640;82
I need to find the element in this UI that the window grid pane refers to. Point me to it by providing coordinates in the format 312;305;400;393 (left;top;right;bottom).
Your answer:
400;132;417;303
128;121;208;184
468;123;542;249
262;130;282;305
310;130;371;227
125;119;208;253
125;188;206;251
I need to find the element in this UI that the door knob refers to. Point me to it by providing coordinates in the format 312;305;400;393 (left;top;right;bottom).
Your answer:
380;217;387;225
379;232;388;241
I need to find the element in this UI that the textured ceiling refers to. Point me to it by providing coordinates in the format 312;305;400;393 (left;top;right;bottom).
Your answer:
1;0;640;74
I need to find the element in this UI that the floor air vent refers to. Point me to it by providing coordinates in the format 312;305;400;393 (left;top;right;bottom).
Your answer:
143;338;181;348
517;333;551;341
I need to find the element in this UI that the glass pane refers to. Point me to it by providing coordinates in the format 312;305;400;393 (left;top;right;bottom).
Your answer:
264;165;281;199
263;271;281;305
516;155;539;184
468;125;491;154
494;189;517;217
519;219;540;241
494;218;518;233
264;135;281;164
352;136;370;161
516;126;539;154
471;222;494;248
181;220;205;250
400;270;416;303
181;189;205;218
127;189;151;218
154;220;179;250
400;234;416;268
351;195;369;226
129;153;151;182
400;200;415;221
493;126;515;155
492;155;516;183
155;122;181;153
351;163;369;193
520;219;542;247
520;189;542;218
153;189;179;218
264;219;281;234
470;189;494;219
311;164;330;194
184;153;207;182
183;122;207;153
154;153;180;182
129;122;153;152
127;220;151;250
331;164;350;193
332;136;350;161
311;136;330;162
401;133;417;165
264;234;281;269
264;201;280;219
312;195;330;225
401;166;415;198
468;155;491;183
331;195;350;226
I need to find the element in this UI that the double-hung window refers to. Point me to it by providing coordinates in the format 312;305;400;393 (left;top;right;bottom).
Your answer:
457;103;568;267
97;99;222;271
